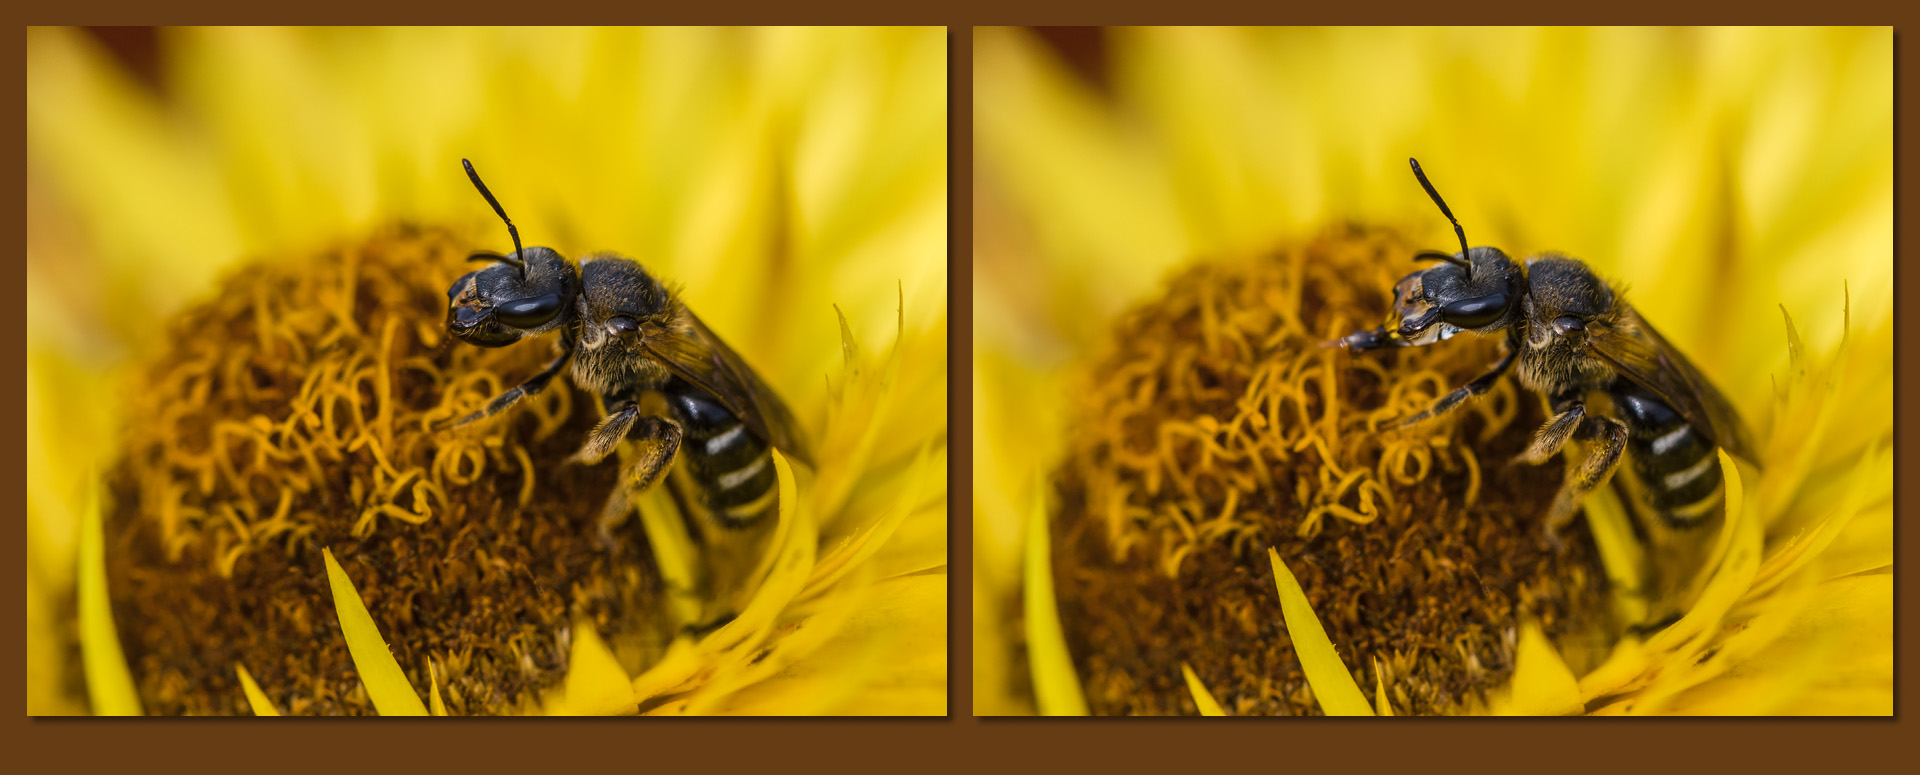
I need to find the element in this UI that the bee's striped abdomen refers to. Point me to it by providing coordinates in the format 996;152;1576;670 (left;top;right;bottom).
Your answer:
1610;382;1722;527
663;379;778;528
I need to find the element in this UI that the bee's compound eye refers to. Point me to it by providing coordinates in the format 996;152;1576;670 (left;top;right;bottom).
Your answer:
606;316;639;336
1439;293;1509;329
1553;316;1585;335
494;293;562;329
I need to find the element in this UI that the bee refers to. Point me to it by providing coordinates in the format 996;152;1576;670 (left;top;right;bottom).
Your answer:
436;158;813;536
1327;158;1756;545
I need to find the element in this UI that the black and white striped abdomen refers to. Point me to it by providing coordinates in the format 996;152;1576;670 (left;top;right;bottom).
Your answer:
663;378;778;528
1610;382;1722;527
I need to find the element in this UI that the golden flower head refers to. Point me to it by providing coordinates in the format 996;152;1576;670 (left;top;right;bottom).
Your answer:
29;26;947;716
975;26;1889;716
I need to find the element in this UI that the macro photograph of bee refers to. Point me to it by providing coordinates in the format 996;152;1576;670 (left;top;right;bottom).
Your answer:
27;27;948;717
975;27;1889;716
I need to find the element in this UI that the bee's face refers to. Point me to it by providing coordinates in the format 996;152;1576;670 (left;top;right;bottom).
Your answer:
1383;270;1455;346
445;247;577;348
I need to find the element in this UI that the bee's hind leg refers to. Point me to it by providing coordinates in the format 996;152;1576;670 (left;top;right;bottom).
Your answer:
591;415;683;548
1544;414;1628;549
1387;348;1516;429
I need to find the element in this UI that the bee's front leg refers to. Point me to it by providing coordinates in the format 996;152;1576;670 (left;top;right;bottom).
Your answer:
1386;348;1517;429
1543;414;1628;549
433;351;572;431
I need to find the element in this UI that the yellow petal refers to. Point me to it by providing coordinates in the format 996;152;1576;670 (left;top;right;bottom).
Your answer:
1647;451;1759;659
1267;547;1371;716
428;659;448;716
1181;663;1226;716
704;572;947;715
1025;477;1088;715
77;472;141;716
234;664;280;716
1581;483;1650;625
701;450;814;655
802;441;937;599
1501;622;1582;716
560;620;637;716
634;481;706;628
321;547;427;716
1372;658;1394;717
676;451;818;714
1748;444;1878;599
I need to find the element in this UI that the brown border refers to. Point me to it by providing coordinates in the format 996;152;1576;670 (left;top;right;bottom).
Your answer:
7;16;1917;775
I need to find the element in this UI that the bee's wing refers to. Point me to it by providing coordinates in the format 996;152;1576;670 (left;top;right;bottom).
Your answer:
1584;305;1757;463
640;309;814;466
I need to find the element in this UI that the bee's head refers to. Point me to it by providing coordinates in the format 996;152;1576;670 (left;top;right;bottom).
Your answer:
447;159;580;348
1387;246;1527;346
1325;159;1525;351
446;246;579;348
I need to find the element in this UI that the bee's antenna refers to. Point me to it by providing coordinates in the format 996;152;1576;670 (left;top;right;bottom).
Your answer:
1409;158;1472;279
463;158;527;279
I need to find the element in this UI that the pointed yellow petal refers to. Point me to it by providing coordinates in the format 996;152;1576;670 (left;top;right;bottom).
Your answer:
428;659;448;716
1268;547;1372;716
322;547;427;716
1647;450;1761;659
1181;663;1226;716
561;620;638;715
1748;444;1878;599
698;450;815;656
77;472;141;716
1502;622;1582;715
234;664;280;716
802;442;936;599
1372;658;1394;716
1025;477;1088;715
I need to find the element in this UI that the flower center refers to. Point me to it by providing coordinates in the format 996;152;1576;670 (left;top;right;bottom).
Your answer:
103;226;663;715
1051;227;1616;715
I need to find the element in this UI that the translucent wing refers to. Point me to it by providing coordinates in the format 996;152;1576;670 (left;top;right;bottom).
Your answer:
640;309;814;466
1585;305;1757;463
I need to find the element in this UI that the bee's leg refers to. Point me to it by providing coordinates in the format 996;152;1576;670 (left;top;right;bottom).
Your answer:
1386;348;1516;429
1543;414;1628;548
568;403;641;466
1512;392;1587;465
433;350;572;431
593;417;684;546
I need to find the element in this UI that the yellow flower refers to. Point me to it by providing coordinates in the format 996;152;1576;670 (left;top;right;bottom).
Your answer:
975;27;1888;715
29;26;947;716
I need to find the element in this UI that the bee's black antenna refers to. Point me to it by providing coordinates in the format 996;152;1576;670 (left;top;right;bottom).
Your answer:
1409;158;1472;279
463;158;527;279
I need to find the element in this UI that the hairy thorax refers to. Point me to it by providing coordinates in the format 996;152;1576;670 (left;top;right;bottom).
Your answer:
1514;322;1616;397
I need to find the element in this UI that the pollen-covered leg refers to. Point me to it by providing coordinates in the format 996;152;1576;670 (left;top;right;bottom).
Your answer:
1544;415;1628;548
1387;348;1516;430
433;351;572;431
1513;395;1586;466
593;416;684;546
569;403;640;465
